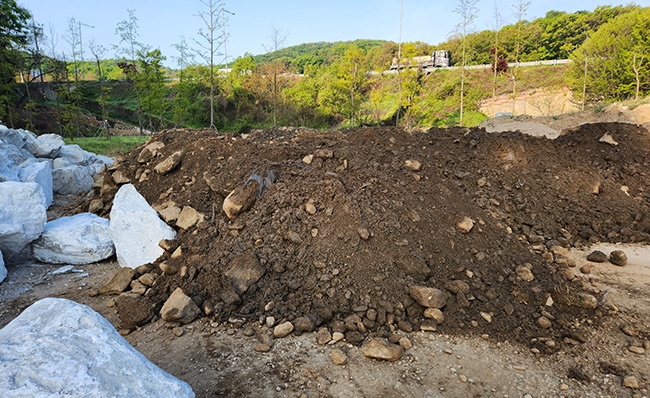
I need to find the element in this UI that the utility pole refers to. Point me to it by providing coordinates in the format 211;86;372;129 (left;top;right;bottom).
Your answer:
78;21;95;80
221;8;234;70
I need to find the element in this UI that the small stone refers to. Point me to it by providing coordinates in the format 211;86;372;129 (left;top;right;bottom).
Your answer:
609;250;627;266
480;312;492;323
88;199;104;213
154;151;182;175
456;217;474;233
576;293;598;309
628;346;646;355
138;273;157;287
172;327;184;337
293;316;315;336
266;316;275;328
315;149;334;159
515;265;535;282
159;288;201;324
459;374;468;383
444;280;470;295
305;203;317;215
580;264;594;274
330;349;348;365
623;376;639;389
477;177;487;187
273;321;294;338
253;343;272;353
424;308;445;324
302;154;314;164
537;316;552;329
130;280;147;295
404;159;422;172
586;251;607;263
408;286;448;309
560;383;569;391
621;325;638;337
316;328;332;345
357;228;370;240
361;338;403;362
561;268;576;281
332;332;344;342
399;337;413;350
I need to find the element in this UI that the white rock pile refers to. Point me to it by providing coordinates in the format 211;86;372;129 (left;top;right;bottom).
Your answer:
0;297;194;397
0;125;113;279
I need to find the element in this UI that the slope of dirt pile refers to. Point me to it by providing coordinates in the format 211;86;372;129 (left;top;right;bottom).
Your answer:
90;123;649;352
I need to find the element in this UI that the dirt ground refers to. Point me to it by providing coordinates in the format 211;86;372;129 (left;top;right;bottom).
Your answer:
1;112;649;398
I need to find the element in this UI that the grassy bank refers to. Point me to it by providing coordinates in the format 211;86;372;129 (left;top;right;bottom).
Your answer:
64;136;148;157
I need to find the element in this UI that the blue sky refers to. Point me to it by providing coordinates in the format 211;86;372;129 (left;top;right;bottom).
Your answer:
18;0;650;67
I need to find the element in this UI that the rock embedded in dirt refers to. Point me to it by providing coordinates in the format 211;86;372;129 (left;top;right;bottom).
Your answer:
160;288;201;325
316;327;332;345
361;338;404;362
222;181;258;220
0;298;194;397
609;250;627;266
154;151;182;175
273;321;294;338
409;286;448;309
117;293;154;329
99;267;136;295
587;251;607;263
456;217;475;233
404;159;422;172
293;316;315;336
176;206;203;230
137;141;165;163
576;293;599;309
224;251;265;295
623;376;639;389
515;265;536;282
424;308;445;324
109;184;177;269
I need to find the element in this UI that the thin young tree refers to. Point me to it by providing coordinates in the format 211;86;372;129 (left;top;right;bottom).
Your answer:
491;3;503;116
453;0;479;126
115;9;144;133
64;18;81;82
262;26;288;127
89;40;110;138
511;0;531;114
194;0;225;129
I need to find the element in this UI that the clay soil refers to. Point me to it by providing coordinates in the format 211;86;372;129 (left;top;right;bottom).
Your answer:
1;119;649;397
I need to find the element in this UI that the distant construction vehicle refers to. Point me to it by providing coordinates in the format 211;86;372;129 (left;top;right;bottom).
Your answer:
390;50;452;71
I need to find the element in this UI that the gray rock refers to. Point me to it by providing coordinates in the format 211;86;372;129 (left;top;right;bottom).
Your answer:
408;285;448;309
24;133;65;158
0;250;5;284
57;144;91;165
609;250;627;266
0;298;194;397
109;184;176;269
32;213;114;264
361;338;404;361
0;125;36;148
52;165;95;195
293;316;315;336
0;146;19;182
0;182;47;259
18;160;53;207
160;288;200;324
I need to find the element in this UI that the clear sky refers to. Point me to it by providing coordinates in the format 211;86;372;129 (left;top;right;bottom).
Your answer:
17;0;650;67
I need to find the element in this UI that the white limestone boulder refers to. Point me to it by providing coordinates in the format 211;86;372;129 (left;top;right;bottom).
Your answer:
52;164;95;195
0;125;37;149
0;297;194;397
110;184;176;269
0;182;47;259
32;213;114;265
58;143;91;165
18;160;53;207
0;250;6;284
24;133;65;158
0;146;19;182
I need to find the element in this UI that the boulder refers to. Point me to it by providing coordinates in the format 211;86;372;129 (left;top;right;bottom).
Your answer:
0;146;19;182
0;125;37;148
110;184;177;269
0;298;194;397
0;182;47;259
0;250;6;284
160;288;200;324
52;165;95;195
24;133;65;158
32;213;114;265
18;160;53;207
57;143;91;165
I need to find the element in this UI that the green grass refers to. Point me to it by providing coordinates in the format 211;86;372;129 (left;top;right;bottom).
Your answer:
64;136;148;157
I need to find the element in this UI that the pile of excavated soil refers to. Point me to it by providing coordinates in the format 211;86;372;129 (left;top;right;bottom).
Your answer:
89;123;649;351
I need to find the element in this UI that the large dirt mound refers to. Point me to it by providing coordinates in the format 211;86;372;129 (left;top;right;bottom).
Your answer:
93;123;650;351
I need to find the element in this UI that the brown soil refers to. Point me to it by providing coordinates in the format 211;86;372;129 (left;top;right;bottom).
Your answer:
2;121;649;397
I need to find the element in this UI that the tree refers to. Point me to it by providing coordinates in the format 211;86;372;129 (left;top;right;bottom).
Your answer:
115;9;144;133
453;0;479;126
261;27;288;127
338;45;367;127
511;0;531;114
136;47;167;131
0;0;30;124
491;3;504;116
194;0;225;129
89;40;111;138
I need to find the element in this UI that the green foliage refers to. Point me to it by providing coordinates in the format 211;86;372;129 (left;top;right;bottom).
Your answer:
63;135;148;156
567;7;650;102
0;0;30;120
